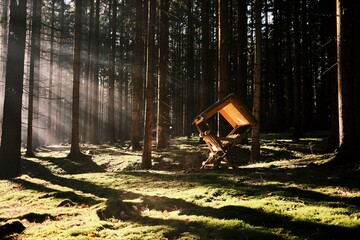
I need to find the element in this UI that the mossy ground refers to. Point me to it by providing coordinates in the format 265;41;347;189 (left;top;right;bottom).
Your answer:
1;133;359;239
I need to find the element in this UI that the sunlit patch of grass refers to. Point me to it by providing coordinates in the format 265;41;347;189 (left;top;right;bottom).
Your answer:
93;154;141;171
21;210;118;239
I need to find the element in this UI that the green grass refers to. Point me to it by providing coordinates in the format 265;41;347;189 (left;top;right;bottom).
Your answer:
1;134;360;239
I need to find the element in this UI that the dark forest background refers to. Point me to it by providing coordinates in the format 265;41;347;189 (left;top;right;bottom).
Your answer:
0;0;359;177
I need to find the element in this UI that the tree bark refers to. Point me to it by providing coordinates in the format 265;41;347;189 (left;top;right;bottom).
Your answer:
333;0;357;163
82;0;94;143
218;0;231;136
237;0;248;104
284;0;294;131
156;0;170;149
0;0;27;178
55;0;66;143
185;0;195;137
142;0;156;169
251;0;262;162
272;0;284;132
26;0;41;157
131;0;144;150
301;0;313;132
67;0;84;159
200;0;211;112
292;0;302;140
107;0;117;143
47;0;55;145
90;0;100;144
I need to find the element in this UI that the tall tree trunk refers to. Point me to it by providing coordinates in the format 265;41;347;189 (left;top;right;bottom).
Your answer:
301;0;313;132
107;0;117;143
317;0;338;151
156;0;170;149
48;0;56;145
200;0;211;111
237;0;248;104
262;0;270;131
185;0;194;137
118;26;125;141
124;47;130;140
333;0;357;163
56;0;65;143
284;0;293;131
217;0;231;135
131;0;144;150
68;0;84;159
26;0;41;157
272;0;284;132
251;0;262;162
0;0;27;178
237;0;250;143
142;0;156;169
83;0;94;143
292;0;302;140
173;20;183;136
91;0;100;144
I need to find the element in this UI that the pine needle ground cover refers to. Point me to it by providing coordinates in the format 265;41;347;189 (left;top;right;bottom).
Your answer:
1;133;359;239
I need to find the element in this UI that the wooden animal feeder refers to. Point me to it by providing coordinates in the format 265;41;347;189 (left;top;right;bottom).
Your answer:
193;93;256;169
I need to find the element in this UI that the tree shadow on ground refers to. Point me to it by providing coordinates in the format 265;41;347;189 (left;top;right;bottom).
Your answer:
97;194;360;240
14;159;113;208
15;159;360;240
119;169;360;206
24;154;105;175
14;136;360;240
134;215;283;240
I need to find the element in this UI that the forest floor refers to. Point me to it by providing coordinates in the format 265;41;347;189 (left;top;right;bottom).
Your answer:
0;133;359;240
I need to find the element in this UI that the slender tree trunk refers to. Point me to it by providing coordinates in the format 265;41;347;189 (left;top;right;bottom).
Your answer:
262;0;270;131
200;0;211;111
56;0;65;143
26;0;41;157
272;0;283;132
217;0;231;136
251;0;262;162
107;0;117;143
131;0;144;150
68;0;84;159
156;0;170;149
142;0;156;169
91;0;100;144
237;0;248;103
301;0;312;132
292;0;302;140
173;20;183;136
48;0;55;145
185;0;194;137
0;0;27;178
124;51;130;140
236;0;250;143
118;27;125;141
83;0;94;143
284;0;293;131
